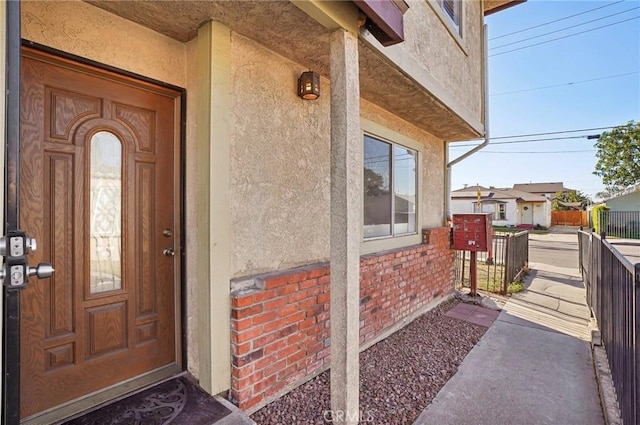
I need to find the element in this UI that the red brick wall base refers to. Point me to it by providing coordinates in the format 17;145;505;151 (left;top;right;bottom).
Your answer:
229;227;454;411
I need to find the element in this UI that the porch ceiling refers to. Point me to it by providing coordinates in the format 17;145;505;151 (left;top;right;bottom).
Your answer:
86;0;478;140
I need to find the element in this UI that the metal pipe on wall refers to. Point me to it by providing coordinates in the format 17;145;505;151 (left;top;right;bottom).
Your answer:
445;23;490;221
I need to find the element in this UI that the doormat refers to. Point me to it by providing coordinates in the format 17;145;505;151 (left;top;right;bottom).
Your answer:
63;376;232;425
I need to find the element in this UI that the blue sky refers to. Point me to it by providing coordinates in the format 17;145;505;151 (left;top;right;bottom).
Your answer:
449;0;640;200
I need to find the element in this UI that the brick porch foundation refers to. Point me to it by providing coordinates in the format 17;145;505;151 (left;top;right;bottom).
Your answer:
229;227;454;411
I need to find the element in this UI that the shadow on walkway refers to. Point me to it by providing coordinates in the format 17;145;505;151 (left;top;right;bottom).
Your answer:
414;231;603;425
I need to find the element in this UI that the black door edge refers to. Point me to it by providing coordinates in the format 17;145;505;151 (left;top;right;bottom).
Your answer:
3;1;23;424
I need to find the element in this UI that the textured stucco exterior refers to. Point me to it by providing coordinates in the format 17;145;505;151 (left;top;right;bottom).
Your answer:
12;0;493;417
229;34;332;278
228;34;447;278
19;0;450;281
399;0;484;124
22;0;186;88
84;0;485;140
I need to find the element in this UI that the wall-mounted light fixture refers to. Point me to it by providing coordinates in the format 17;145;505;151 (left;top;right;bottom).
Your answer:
298;71;320;100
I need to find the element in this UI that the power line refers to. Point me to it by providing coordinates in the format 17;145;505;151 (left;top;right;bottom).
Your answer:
463;126;616;141
490;6;640;50
473;150;596;154
489;16;640;57
450;135;599;148
449;126;619;148
490;71;640;96
490;0;626;40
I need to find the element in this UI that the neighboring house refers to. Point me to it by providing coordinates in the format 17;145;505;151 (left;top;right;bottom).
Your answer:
604;184;640;211
590;184;640;238
0;0;523;422
512;181;573;200
451;185;552;228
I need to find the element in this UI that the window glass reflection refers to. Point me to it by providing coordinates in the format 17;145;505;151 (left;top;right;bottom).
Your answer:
393;146;416;235
364;136;392;238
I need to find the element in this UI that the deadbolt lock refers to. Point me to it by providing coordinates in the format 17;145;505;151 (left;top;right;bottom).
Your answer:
0;230;54;288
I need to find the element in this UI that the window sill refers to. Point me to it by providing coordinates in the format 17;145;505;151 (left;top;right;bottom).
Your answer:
426;0;468;56
361;233;422;255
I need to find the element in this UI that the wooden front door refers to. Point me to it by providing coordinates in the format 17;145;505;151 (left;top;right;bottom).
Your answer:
19;48;181;419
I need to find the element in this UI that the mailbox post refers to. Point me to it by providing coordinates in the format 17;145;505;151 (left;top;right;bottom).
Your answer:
452;213;493;297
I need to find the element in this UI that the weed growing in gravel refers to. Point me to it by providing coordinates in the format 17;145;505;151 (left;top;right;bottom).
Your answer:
507;281;524;293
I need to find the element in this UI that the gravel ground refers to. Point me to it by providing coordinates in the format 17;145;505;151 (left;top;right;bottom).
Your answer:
251;298;488;425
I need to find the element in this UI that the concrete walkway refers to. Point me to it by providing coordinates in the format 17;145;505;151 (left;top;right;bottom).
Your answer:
414;228;604;425
607;238;640;264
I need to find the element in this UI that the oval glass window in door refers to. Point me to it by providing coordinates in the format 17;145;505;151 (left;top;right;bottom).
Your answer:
89;131;122;294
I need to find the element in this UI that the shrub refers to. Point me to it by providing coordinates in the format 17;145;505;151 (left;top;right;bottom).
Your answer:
507;282;524;294
591;204;610;234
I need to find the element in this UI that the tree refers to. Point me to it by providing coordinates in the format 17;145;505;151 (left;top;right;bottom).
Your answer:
364;168;387;196
595;190;613;201
593;121;640;192
552;190;590;210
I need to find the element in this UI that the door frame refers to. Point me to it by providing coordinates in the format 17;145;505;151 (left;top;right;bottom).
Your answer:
3;2;24;423
2;35;188;423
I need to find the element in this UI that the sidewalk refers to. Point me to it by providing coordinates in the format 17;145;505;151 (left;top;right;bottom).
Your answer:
413;230;604;425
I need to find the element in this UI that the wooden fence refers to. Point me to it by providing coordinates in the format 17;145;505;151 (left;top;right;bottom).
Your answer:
551;210;588;226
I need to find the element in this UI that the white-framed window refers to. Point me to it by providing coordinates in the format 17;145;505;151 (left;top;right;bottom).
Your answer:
473;202;507;220
473;202;492;214
436;0;461;34
498;203;506;220
361;119;423;255
364;134;417;239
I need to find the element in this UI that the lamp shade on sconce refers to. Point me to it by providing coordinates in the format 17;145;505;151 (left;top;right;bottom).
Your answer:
298;71;320;100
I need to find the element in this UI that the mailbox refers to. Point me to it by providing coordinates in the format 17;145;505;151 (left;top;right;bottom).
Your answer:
452;213;493;252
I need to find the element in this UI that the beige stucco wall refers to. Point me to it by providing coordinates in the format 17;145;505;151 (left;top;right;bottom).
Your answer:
18;0;450;397
21;0;186;88
392;0;483;123
229;33;332;277
229;34;446;278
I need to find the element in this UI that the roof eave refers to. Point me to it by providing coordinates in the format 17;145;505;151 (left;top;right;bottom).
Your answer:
484;0;526;16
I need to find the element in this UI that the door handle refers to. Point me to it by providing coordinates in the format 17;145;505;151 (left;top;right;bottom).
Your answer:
163;248;175;257
0;230;54;288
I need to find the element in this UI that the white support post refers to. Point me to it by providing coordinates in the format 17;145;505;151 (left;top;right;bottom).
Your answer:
329;28;361;424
